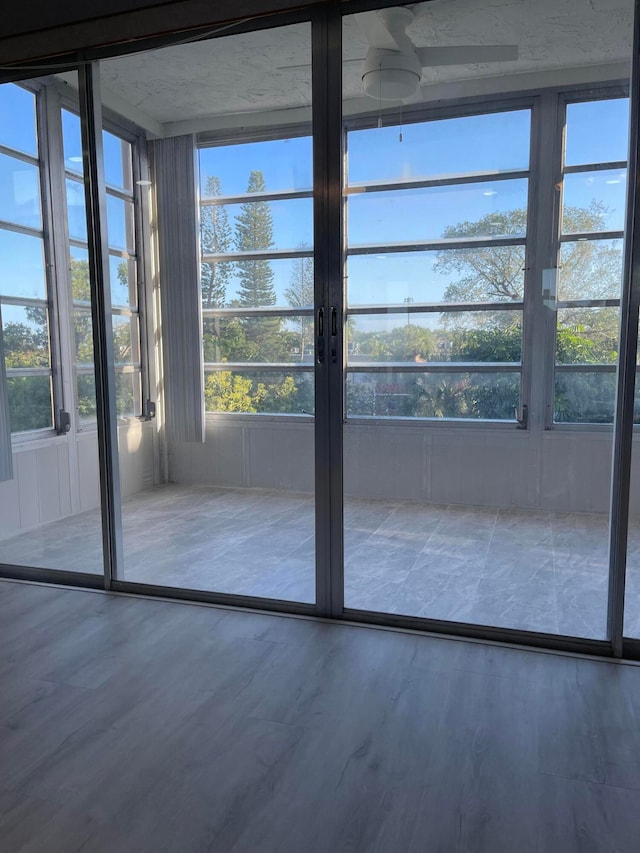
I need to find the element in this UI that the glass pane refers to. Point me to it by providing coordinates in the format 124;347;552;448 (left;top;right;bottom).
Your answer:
347;312;522;364
347;371;519;419
565;99;629;166
347;179;528;246
115;371;140;417
558;239;623;301
72;308;94;366
347;248;525;306
556;307;619;364
343;0;632;640
348;110;531;185
201;256;313;309
109;255;137;308
101;20;315;603
1;304;49;367
0;73;104;579
77;373;97;421
0;153;41;229
204;369;314;414
6;374;52;432
112;314;138;365
0;83;37;156
103;130;132;191
203;316;313;364
211;197;312;254
562;171;627;234
0;229;46;299
199;137;312;196
70;247;90;302
66;178;87;242
106;195;135;252
61;109;83;174
554;371;616;423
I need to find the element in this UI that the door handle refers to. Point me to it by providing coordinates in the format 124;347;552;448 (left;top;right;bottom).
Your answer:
317;307;325;365
330;306;338;364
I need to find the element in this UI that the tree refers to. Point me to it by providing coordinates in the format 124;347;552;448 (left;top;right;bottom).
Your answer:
235;170;276;309
200;175;232;309
284;243;314;361
435;201;618;321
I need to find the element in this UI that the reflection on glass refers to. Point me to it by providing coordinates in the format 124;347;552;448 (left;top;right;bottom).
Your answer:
61;109;83;174
348;110;531;184
66;178;87;241
558;239;623;300
77;373;97;421
554;371;617;423
562;171;627;233
565;99;630;166
348;313;522;364
72;308;94;365
106;196;135;252
0;230;46;299
347;249;525;306
109;255;137;308
112;314;137;365
0;83;37;156
204;370;314;414
0;153;41;229
103;130;132;190
347;372;519;419
7;375;52;432
1;304;49;367
347;180;528;246
115;372;139;417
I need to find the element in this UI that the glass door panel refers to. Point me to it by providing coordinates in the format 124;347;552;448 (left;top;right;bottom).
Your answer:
100;22;316;602
341;0;633;637
0;75;104;576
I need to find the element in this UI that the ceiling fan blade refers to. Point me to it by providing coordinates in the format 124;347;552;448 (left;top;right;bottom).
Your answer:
415;45;519;67
354;11;402;51
276;58;364;71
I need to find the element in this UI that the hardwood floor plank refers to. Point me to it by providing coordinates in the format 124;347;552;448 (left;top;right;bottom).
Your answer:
2;581;640;853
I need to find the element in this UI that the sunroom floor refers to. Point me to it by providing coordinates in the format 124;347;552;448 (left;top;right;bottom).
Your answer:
1;483;639;640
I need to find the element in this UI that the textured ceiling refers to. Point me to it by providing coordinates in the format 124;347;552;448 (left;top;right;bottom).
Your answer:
98;0;633;130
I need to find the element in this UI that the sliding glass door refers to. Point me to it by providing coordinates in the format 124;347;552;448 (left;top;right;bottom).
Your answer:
4;0;640;655
99;21;318;603
340;0;634;639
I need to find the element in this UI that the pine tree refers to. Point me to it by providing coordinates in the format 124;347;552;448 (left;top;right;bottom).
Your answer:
200;175;232;309
235;170;276;308
234;170;285;360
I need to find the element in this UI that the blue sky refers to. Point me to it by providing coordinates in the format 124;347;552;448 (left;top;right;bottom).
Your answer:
0;82;631;334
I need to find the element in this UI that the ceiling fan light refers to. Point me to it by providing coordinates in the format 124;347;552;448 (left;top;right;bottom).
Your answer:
361;48;422;100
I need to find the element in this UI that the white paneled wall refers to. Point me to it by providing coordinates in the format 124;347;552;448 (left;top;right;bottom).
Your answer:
169;417;640;515
0;420;155;541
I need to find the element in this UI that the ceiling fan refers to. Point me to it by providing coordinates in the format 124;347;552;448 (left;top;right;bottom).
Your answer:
278;6;518;102
357;6;518;100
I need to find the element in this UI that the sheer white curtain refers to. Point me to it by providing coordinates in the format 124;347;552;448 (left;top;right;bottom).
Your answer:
0;306;13;481
153;134;205;443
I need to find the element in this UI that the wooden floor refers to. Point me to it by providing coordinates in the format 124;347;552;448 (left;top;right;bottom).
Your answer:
2;580;640;852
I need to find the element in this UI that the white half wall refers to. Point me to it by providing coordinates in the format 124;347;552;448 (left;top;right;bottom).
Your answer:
0;420;156;542
168;416;640;515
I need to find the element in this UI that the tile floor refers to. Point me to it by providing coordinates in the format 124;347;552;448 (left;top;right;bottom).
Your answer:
1;483;640;639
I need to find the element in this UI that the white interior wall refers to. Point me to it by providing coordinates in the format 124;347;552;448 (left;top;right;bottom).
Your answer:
0;421;155;542
168;418;640;515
